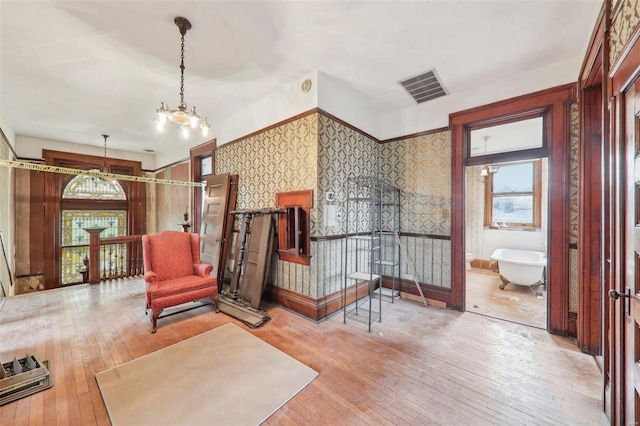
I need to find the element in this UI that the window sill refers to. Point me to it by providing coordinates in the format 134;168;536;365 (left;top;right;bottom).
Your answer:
484;226;541;232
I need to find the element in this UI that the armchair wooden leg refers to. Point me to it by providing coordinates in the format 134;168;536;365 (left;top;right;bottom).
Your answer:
212;295;220;313
151;309;162;333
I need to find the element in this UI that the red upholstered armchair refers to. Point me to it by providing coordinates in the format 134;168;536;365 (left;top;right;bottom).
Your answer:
141;230;219;333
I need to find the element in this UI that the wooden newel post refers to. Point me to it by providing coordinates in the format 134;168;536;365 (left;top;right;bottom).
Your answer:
83;227;106;284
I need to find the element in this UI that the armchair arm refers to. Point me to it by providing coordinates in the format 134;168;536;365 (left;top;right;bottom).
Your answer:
194;263;213;278
144;271;159;292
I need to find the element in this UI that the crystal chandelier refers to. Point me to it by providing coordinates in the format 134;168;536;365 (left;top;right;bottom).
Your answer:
155;17;210;138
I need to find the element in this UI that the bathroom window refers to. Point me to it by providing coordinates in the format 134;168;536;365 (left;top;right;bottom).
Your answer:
484;160;541;229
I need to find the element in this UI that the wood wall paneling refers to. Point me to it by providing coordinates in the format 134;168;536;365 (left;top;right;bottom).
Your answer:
577;7;607;354
578;85;605;355
29;170;45;275
264;274;452;321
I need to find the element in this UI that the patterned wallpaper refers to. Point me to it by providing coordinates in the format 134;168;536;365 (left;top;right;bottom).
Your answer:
569;103;579;246
215;113;453;298
610;0;640;66
379;131;452;236
317;118;452;290
465;165;485;259
316;114;378;237
216;113;318;229
569;102;580;312
216;113;318;296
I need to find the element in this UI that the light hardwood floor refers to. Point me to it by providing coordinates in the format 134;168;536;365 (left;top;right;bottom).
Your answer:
466;268;547;328
0;278;603;425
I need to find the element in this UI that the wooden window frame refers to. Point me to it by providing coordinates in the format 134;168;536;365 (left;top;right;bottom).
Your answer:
42;149;145;289
483;160;542;229
276;190;313;265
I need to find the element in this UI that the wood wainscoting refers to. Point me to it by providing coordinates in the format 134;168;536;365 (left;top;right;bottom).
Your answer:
265;277;452;321
265;282;370;321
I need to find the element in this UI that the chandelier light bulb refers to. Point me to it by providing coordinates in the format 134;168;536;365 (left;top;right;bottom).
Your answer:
188;107;199;129
181;124;190;138
155;119;164;132
200;118;210;137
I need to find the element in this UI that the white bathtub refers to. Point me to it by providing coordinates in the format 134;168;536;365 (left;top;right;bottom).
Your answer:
489;248;546;295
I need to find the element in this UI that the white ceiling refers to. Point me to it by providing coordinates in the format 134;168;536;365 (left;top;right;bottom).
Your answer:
0;1;602;156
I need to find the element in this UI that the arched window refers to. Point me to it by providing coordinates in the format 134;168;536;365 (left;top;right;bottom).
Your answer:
60;174;127;285
62;174;126;200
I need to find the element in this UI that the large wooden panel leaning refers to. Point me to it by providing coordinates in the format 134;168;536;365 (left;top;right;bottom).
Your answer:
200;174;238;282
239;213;277;309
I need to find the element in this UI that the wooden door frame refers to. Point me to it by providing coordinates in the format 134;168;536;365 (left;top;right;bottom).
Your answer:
450;83;576;336
577;2;608;356
189;139;216;235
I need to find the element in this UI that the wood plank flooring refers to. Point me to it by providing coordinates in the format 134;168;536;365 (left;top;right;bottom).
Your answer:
466;268;547;328
0;278;604;425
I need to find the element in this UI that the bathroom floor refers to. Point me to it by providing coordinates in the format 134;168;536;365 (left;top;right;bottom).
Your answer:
465;268;547;329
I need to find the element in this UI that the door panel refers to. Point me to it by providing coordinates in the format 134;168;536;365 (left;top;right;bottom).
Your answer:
621;77;640;423
200;174;238;281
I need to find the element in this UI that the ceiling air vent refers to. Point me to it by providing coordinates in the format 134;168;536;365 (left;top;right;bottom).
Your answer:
398;69;448;104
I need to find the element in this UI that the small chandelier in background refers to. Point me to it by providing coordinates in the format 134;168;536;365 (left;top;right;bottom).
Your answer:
155;17;210;138
101;134;111;174
480;164;499;178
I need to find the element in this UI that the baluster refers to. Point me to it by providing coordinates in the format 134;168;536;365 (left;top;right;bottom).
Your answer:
108;245;114;280
130;242;134;276
137;239;143;276
119;245;124;278
128;241;134;277
129;240;132;276
130;240;135;277
113;244;118;278
113;244;118;279
120;243;129;278
133;240;137;276
101;244;107;281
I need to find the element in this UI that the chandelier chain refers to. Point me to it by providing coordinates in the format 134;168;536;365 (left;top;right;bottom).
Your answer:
179;32;186;109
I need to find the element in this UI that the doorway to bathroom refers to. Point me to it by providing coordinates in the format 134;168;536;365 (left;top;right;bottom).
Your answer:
463;119;548;329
